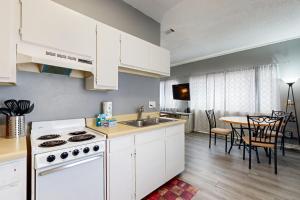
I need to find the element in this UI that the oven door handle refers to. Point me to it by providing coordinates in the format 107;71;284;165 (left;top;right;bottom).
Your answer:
38;155;103;176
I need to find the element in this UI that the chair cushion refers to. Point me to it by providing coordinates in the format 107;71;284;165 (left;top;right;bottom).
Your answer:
211;128;231;135
242;136;275;148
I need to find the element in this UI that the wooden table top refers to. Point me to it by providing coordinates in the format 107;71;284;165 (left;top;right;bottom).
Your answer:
219;116;278;127
219;116;248;126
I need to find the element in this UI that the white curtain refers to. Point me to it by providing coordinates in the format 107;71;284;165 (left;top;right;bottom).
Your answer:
190;64;280;133
257;65;280;114
190;75;207;132
159;81;165;109
160;79;179;110
225;68;256;115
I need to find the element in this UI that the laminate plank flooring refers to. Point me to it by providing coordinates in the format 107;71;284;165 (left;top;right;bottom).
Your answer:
179;133;300;200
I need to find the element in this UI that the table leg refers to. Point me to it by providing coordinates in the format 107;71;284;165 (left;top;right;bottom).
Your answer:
228;123;236;154
239;125;244;149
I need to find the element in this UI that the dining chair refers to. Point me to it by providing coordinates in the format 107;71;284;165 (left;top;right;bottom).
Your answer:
270;111;292;156
243;115;283;174
205;110;232;153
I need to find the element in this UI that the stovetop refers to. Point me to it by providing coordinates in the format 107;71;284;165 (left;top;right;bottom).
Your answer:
31;119;106;169
31;128;105;153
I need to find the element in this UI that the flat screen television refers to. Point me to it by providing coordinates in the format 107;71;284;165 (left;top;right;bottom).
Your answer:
172;83;190;101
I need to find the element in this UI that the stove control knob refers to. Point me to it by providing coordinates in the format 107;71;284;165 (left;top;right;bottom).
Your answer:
60;152;68;159
47;155;56;162
72;149;79;156
93;145;100;152
83;147;90;154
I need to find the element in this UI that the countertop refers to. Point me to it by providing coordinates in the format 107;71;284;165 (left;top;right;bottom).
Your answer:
160;111;193;116
0;137;27;163
86;118;185;139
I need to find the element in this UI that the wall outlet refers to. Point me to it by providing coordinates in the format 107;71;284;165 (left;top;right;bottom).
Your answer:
149;101;156;109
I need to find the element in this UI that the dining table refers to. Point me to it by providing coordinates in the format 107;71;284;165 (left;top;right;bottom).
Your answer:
219;116;280;153
219;116;249;153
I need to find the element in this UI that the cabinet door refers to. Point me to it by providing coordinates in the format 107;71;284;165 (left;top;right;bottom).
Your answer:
21;0;96;58
0;158;26;200
149;44;170;76
0;0;16;84
108;136;135;200
95;23;119;90
166;125;185;181
120;33;149;70
135;130;165;199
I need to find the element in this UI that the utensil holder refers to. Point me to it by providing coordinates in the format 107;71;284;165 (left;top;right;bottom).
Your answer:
6;116;25;138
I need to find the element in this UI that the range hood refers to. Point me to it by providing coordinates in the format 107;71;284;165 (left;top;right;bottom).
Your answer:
16;42;95;75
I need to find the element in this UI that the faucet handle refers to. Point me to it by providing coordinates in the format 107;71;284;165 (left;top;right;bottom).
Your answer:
139;106;144;111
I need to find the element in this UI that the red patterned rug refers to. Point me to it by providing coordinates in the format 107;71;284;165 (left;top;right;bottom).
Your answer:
143;177;199;200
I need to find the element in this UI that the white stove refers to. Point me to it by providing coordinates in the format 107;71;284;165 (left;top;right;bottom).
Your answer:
30;118;106;200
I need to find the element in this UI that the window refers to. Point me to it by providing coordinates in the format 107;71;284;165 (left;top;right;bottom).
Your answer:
160;64;280;132
159;79;178;110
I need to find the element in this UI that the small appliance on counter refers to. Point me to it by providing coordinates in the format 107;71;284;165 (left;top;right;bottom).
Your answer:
96;114;117;128
0;99;34;138
102;101;112;118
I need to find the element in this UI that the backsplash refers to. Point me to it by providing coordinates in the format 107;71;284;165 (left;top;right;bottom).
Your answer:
0;71;159;124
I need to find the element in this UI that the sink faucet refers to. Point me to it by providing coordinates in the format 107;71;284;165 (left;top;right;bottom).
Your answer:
137;106;144;121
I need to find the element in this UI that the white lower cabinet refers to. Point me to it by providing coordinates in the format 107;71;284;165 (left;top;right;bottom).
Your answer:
107;136;135;200
107;124;185;200
135;129;165;199
0;158;26;200
166;125;185;181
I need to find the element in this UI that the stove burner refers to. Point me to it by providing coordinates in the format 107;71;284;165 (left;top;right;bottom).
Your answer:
37;134;61;140
68;134;96;142
39;140;67;148
69;131;87;136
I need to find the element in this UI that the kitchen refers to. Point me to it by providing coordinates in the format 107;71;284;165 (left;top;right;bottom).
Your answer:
2;0;300;200
0;0;185;200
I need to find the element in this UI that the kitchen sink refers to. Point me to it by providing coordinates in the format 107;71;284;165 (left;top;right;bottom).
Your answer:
120;117;176;127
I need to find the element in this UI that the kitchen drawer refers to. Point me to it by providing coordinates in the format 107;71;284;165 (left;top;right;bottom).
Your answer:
166;124;184;137
135;129;165;145
109;135;134;153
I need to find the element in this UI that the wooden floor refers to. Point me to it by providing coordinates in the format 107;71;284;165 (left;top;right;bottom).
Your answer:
179;133;300;200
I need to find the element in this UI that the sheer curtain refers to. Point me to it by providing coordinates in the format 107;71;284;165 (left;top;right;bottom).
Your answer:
160;79;179;110
190;75;207;131
257;65;280;114
225;68;256;115
159;81;165;109
190;64;280;133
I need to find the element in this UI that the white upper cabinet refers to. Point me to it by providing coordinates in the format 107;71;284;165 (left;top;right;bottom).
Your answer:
86;23;120;90
149;44;170;76
19;0;96;71
120;33;170;77
0;0;16;85
120;33;149;70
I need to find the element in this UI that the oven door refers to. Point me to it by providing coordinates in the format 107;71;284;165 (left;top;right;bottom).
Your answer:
35;154;104;200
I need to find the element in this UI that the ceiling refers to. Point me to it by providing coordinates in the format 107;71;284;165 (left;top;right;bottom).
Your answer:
124;0;300;67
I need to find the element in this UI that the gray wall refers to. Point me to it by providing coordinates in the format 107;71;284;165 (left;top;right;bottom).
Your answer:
170;38;300;134
0;72;159;122
0;0;160;124
171;38;300;78
53;0;160;45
